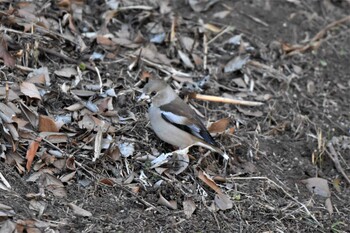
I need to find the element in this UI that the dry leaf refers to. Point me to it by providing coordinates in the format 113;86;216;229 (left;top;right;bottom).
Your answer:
68;203;92;217
178;50;194;69
27;67;51;86
38;115;59;132
212;10;230;19
40;173;67;198
170;151;189;175
60;171;76;183
20;82;41;100
215;193;233;210
236;106;263;117
39;132;69;144
54;67;77;78
189;0;219;12
99;178;115;186
118;142;134;158
158;193;178;210
197;170;222;194
208;118;230;133
325;198;333;215
0;220;16;233
0;36;15;68
107;146;121;161
183;198;196;219
224;55;250;73
66;156;76;170
26;137;42;172
19;101;39;128
204;23;222;33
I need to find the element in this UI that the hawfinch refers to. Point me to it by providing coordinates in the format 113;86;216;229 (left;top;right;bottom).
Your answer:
142;79;228;160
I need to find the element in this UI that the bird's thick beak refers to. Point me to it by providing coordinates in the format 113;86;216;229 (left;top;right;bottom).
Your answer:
137;93;151;102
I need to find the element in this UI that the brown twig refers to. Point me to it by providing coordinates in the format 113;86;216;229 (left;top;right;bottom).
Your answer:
189;93;264;106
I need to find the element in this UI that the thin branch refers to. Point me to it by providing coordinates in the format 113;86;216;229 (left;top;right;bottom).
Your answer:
190;93;264;106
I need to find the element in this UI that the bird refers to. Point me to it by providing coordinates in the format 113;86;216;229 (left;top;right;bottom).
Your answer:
142;78;228;160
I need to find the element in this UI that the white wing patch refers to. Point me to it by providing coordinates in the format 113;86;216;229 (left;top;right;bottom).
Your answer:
161;111;204;139
161;111;188;124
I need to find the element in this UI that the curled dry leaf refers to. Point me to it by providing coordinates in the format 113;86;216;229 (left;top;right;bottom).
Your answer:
178;50;194;69
107;146;121;162
99;178;115;186
26;137;42;172
197;170;222;194
208;118;230;134
158;193;178;210
66;156;76;170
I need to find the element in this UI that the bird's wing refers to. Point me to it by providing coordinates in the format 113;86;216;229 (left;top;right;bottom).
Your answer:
159;98;218;147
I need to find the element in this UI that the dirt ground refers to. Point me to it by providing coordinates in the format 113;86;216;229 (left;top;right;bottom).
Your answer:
1;0;350;232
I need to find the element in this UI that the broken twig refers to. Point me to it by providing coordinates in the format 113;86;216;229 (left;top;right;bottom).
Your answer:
190;93;264;106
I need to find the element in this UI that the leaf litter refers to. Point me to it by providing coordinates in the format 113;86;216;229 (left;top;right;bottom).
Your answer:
0;0;350;232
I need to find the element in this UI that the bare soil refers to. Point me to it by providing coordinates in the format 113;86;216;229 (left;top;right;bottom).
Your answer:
1;0;350;232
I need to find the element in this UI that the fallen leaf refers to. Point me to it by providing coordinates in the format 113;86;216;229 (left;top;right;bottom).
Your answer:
68;203;92;217
325;197;333;215
212;10;231;19
38;115;59;132
0;220;16;233
224;55;250;73
27;67;51;86
54;67;77;78
60;171;76;183
158;193;178;210
118;142;134;158
20;82;41;100
65;156;76;170
40;173;67;198
236;106;263;117
189;0;219;12
208;118;230;133
183;198;196;219
99;178;115;186
197;170;222;194
178;50;194;69
0;36;15;68
215;193;233;210
26;137;42;172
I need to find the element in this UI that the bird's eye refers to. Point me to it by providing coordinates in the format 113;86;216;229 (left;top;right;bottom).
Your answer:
150;91;157;97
